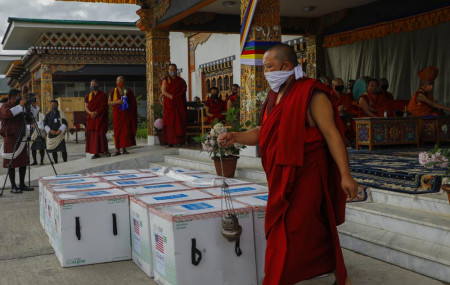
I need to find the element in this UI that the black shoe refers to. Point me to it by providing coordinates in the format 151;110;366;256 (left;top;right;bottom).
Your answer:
91;154;100;159
103;152;111;157
31;162;38;166
20;185;34;191
112;152;121;157
11;186;22;194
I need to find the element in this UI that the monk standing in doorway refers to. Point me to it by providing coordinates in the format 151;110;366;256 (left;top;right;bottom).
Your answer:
218;44;357;285
161;64;187;147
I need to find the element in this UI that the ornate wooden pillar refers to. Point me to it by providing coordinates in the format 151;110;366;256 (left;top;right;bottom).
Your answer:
137;8;170;145
306;35;325;79
40;64;53;114
31;71;41;109
240;0;281;124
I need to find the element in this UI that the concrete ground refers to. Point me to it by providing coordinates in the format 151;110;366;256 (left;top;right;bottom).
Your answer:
0;134;447;285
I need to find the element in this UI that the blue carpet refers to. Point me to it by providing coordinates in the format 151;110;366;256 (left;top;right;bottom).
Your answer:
348;148;444;194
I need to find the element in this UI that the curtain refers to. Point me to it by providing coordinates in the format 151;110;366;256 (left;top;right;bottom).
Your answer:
325;21;450;104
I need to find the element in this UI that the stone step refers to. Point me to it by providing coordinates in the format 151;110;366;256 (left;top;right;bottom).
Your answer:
369;187;450;217
346;202;450;246
338;221;450;282
178;148;263;168
163;154;267;182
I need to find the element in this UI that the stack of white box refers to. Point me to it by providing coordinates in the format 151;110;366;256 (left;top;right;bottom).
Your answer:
129;190;215;277
148;199;257;285
233;194;268;285
52;188;131;267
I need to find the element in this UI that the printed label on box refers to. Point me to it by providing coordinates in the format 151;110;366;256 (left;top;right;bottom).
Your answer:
182;202;213;210
56;179;85;184
143;184;174;189
154;229;165;276
116;181;137;185
86;190;110;196
225;187;257;194
65;184;96;189
254;194;268;201
118;174;138;179
153;194;188;201
103;171;120;174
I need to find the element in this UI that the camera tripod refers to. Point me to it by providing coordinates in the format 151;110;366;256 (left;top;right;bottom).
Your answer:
0;110;57;197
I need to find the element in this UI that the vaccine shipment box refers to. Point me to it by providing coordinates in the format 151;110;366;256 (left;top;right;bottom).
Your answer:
101;173;157;181
122;183;193;196
90;170;142;176
233;194;268;285
52;189;131;267
129;190;215;277
140;166;205;175
202;184;268;198
39;174;89;227
148;199;257;285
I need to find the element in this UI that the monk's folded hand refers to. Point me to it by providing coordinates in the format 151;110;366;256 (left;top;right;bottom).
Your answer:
217;132;235;148
341;174;358;201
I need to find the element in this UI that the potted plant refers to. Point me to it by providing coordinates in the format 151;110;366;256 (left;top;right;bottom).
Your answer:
419;145;450;203
196;107;249;177
150;101;164;144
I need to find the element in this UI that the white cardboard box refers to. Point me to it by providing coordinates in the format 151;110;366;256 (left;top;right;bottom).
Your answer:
52;188;131;267
112;177;177;188
129;190;215;277
201;184;268;198
233;194;268;285
122;183;193;196
38;174;89;227
140;167;205;174
148;199;257;285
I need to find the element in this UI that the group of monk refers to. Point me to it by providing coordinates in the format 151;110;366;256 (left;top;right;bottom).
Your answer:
84;76;138;159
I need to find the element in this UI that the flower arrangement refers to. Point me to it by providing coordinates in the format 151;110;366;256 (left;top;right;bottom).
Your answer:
150;102;164;135
419;145;450;173
196;107;248;158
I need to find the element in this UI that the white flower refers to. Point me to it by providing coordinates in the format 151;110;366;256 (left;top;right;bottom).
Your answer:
202;143;209;151
233;142;244;149
210;129;216;137
213;123;227;135
418;152;430;166
210;140;216;146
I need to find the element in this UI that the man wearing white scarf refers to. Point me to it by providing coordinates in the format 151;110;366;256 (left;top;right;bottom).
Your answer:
44;100;68;164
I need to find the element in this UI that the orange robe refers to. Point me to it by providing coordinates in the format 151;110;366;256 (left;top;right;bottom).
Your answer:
407;88;440;116
85;91;109;154
109;88;138;149
359;91;394;117
162;76;187;145
259;78;347;285
332;90;357;144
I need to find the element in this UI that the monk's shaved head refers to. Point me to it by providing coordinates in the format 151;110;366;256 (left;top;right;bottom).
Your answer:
116;76;125;83
265;43;298;68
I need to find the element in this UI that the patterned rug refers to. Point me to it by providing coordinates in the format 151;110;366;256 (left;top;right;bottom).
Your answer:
348;148;445;194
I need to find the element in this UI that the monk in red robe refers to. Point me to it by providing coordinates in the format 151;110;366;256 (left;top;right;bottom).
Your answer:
85;79;110;159
358;79;394;117
161;64;187;147
205;87;226;124
407;66;450;116
0;89;33;193
332;78;357;146
108;76;138;156
225;84;239;111
218;44;357;285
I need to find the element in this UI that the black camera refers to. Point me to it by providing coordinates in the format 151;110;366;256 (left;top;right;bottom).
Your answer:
15;93;37;123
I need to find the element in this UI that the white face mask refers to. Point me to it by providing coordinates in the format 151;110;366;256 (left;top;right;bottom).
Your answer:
169;72;177;77
264;64;304;92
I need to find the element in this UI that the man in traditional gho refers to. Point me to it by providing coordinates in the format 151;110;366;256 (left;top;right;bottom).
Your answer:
161;64;187;147
30;100;46;165
218;44;357;285
407;66;450;116
0;89;33;193
85;79;110;159
108;76;138;156
44;100;68;164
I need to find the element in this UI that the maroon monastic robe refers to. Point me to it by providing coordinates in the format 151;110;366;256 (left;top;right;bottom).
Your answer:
259;78;348;285
85;91;109;154
162;76;187;145
109;88;138;149
0;102;29;168
205;97;226;124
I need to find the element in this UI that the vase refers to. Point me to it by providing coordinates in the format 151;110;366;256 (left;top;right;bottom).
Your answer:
440;184;450;204
212;156;239;178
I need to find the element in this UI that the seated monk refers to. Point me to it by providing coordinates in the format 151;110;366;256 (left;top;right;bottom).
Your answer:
225;84;239;111
358;78;394;117
331;78;357;145
204;87;226;124
407;66;450;116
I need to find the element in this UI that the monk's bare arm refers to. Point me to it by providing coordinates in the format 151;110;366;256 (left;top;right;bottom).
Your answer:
161;80;173;100
311;92;358;200
417;94;450;112
358;97;378;117
204;106;213;117
217;126;260;147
